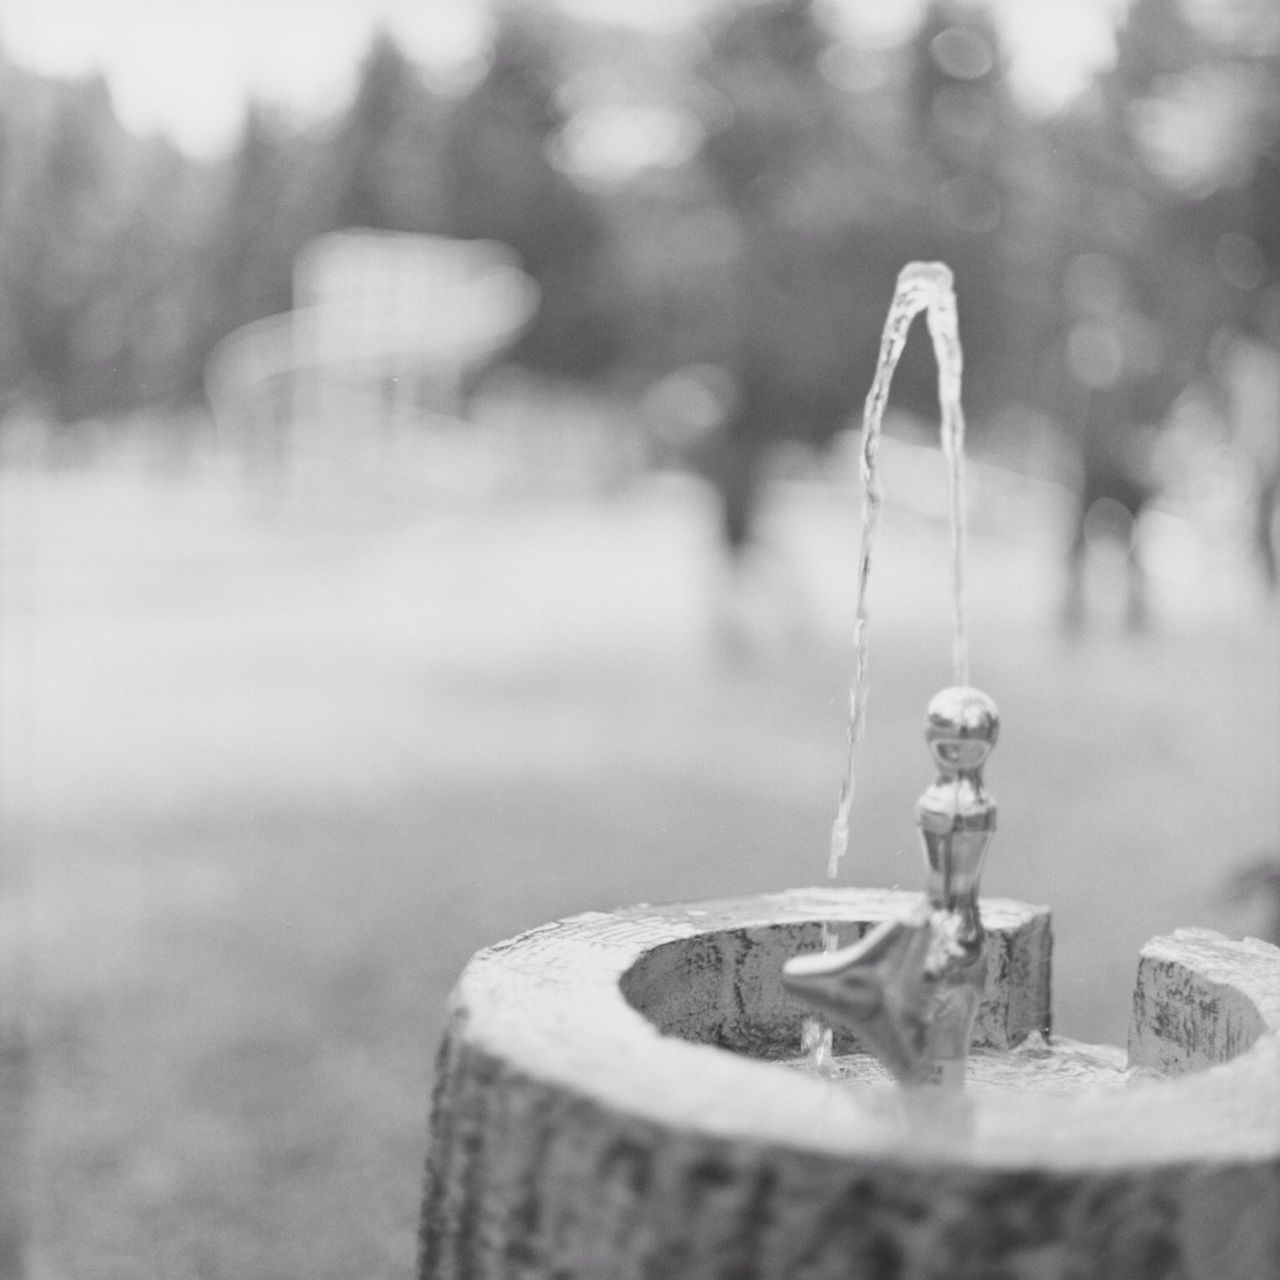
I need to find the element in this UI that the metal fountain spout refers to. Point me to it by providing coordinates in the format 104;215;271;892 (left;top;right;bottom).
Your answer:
917;684;999;1084
782;685;1000;1088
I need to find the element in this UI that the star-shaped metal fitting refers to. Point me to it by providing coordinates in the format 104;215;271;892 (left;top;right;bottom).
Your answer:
782;906;935;1085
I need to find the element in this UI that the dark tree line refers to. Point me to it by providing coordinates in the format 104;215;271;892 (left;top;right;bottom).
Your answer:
0;0;1277;551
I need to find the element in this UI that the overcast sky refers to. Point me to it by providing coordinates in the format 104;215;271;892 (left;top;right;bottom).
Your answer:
0;0;1118;157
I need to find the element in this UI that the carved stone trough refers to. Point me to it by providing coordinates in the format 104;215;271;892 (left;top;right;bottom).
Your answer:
418;887;1280;1279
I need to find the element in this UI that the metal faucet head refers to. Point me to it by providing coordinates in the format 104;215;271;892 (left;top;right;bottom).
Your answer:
782;906;935;1084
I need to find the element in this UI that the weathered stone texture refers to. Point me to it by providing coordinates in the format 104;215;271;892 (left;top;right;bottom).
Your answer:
419;890;1280;1279
1129;928;1280;1075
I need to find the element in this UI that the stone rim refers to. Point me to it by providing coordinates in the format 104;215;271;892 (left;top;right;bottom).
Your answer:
452;888;1280;1172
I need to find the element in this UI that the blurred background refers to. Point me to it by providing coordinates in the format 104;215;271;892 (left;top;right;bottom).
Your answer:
2;0;1279;1275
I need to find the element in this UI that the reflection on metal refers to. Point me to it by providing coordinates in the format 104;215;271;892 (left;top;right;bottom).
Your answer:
784;904;934;1084
784;685;1000;1088
916;684;999;1084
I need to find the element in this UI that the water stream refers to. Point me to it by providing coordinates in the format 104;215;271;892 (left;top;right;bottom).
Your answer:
805;262;971;1071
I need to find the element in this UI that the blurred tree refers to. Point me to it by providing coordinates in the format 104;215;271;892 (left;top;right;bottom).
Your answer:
442;3;617;377
0;61;218;425
1104;0;1272;344
325;30;449;234
688;0;869;546
112;138;217;407
1033;0;1280;611
199;104;308;342
0;57;34;412
0;71;126;421
904;0;1019;412
681;0;973;553
1022;111;1191;629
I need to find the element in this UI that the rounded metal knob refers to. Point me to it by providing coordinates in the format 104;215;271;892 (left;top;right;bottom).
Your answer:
924;686;999;772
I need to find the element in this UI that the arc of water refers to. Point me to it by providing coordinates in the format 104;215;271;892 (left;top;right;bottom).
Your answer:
926;279;970;690
807;263;971;1072
828;262;970;882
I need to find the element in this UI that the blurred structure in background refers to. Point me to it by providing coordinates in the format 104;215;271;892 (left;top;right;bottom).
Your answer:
206;231;537;499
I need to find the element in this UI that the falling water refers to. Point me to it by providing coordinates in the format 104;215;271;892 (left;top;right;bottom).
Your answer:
805;262;970;1073
829;261;969;880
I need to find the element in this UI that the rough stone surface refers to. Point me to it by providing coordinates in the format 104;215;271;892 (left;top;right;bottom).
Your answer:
418;888;1280;1279
1129;928;1280;1076
618;893;1051;1058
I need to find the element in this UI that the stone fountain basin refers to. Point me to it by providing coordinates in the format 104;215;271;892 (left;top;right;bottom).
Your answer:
419;888;1280;1279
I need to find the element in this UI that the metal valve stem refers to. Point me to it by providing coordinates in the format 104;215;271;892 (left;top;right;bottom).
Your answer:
782;686;1000;1087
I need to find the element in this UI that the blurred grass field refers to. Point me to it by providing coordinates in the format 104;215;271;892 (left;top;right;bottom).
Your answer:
4;447;1278;1280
